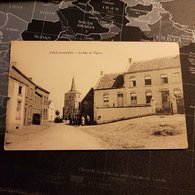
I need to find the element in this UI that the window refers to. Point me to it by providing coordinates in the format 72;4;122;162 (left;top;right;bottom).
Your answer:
16;100;22;119
44;96;48;105
103;93;109;105
30;88;33;99
144;75;152;85
173;89;182;98
161;74;168;84
18;86;22;95
145;91;152;104
172;72;180;83
130;76;136;87
130;92;137;104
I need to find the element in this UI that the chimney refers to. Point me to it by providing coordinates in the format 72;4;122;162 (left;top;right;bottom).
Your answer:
129;58;132;65
28;77;32;81
124;58;133;73
100;71;104;76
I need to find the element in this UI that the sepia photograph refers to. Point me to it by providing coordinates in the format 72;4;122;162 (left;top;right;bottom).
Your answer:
4;41;188;150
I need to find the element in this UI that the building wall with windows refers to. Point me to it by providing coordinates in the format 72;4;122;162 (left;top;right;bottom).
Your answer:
93;87;155;124
94;88;126;108
123;66;183;111
6;77;26;131
35;86;49;124
9;65;36;126
6;65;50;130
93;73;125;109
93;56;184;124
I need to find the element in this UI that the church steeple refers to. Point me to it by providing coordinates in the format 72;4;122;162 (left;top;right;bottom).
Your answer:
70;76;76;91
64;75;82;120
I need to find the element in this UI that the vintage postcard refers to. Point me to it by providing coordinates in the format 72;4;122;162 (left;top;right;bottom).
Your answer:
4;41;188;150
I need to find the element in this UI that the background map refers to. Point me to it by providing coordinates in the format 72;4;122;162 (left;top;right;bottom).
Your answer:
1;0;195;194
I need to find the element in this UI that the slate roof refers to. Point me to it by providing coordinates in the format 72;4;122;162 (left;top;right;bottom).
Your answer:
36;85;50;94
126;56;180;73
95;73;124;90
66;76;82;94
11;66;50;94
94;56;180;90
11;66;35;85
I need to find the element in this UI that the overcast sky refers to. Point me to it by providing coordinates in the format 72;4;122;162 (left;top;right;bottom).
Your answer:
11;41;180;113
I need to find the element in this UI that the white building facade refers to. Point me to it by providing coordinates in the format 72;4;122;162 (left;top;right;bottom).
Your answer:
6;77;26;130
93;56;184;124
48;101;56;122
6;65;50;130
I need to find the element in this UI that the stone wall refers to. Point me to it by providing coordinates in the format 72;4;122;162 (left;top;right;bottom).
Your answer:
94;105;154;124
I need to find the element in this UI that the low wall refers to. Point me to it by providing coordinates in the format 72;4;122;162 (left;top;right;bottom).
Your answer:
94;106;154;124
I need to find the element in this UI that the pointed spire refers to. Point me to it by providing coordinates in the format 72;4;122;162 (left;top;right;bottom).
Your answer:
70;75;76;91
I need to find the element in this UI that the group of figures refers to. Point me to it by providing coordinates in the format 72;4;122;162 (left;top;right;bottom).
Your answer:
68;114;91;126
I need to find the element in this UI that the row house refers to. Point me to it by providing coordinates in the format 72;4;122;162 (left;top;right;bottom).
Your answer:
35;85;50;124
6;65;50;131
123;56;184;113
82;55;184;124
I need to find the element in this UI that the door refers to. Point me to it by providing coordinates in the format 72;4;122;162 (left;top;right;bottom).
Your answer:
173;89;184;114
177;97;184;114
118;93;124;107
161;91;170;111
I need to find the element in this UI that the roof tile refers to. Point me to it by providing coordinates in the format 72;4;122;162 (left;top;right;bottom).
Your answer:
127;56;180;73
95;73;124;90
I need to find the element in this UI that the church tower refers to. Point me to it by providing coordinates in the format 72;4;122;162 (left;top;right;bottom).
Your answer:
63;76;82;119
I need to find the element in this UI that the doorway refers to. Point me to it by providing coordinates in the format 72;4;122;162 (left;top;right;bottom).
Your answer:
117;93;124;107
161;90;170;111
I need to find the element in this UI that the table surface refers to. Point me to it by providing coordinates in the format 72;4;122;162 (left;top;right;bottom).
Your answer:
0;1;195;194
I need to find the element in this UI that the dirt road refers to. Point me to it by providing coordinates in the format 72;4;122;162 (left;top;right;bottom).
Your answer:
5;114;188;150
5;123;106;150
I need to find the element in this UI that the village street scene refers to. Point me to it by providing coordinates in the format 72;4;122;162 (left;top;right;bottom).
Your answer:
4;42;188;150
